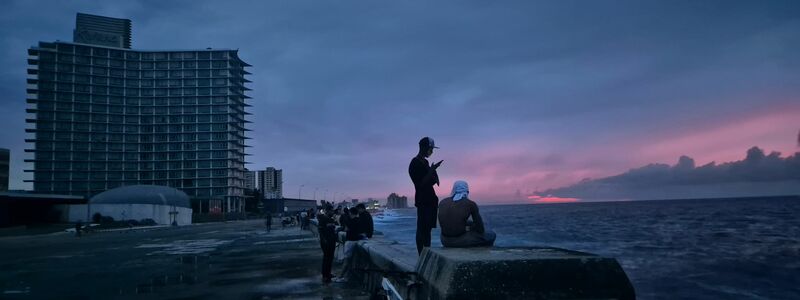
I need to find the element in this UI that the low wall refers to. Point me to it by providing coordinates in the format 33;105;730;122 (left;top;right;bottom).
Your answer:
348;240;635;299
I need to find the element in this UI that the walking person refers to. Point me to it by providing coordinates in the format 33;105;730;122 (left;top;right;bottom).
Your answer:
409;136;443;254
75;221;82;237
265;211;272;233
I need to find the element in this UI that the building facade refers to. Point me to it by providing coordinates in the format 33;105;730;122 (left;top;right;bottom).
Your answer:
386;193;408;209
257;167;282;199
243;168;256;192
25;13;252;213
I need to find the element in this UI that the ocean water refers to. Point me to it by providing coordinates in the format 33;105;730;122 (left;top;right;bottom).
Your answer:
373;197;800;299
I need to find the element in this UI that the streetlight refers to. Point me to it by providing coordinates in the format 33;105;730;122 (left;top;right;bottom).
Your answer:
313;187;319;200
299;184;305;199
323;189;328;201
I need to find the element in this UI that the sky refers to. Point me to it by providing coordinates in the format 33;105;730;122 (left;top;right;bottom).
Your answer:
0;1;798;204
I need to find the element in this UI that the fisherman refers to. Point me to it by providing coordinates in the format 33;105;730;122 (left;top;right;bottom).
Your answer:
438;180;496;248
333;207;366;283
317;205;338;283
409;136;443;254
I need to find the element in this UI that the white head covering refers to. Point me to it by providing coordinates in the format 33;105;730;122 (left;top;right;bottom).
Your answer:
451;180;469;201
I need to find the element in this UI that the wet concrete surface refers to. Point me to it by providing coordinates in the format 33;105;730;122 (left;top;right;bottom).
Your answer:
0;220;371;299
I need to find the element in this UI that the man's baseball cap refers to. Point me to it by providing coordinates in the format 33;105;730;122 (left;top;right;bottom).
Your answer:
419;137;439;149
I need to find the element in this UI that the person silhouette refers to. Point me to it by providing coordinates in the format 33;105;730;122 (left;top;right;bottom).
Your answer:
409;136;443;254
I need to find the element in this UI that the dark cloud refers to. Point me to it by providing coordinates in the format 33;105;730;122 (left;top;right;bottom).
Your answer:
545;147;800;200
1;1;798;200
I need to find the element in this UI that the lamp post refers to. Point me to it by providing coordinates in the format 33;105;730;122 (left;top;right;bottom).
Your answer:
324;189;328;201
313;188;318;200
299;184;305;199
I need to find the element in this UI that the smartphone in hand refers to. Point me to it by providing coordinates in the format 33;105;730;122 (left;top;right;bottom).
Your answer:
434;160;444;168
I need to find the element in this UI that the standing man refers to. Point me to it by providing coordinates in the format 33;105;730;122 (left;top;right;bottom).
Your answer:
409;136;443;254
317;205;338;283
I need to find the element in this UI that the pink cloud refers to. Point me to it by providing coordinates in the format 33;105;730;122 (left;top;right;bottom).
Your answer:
637;104;800;165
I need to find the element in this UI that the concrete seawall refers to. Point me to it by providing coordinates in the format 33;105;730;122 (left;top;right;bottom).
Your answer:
349;239;635;299
311;219;635;299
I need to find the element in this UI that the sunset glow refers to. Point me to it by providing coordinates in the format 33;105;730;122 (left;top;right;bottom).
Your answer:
527;195;580;204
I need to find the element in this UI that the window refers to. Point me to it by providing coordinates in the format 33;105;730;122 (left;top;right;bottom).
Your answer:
91;86;108;95
110;50;123;59
212;52;227;59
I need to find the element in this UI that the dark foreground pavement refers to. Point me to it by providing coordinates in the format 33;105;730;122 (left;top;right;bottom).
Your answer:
0;220;371;299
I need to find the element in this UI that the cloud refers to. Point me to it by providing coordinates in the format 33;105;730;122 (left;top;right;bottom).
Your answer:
544;147;800;200
1;1;799;203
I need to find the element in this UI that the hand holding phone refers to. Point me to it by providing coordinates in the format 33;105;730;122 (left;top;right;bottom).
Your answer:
433;160;444;169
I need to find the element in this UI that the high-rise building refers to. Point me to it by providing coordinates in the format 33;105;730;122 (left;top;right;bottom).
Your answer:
0;149;9;191
257;167;282;199
25;13;252;213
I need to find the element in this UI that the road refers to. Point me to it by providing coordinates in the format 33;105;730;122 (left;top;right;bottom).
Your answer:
0;220;370;299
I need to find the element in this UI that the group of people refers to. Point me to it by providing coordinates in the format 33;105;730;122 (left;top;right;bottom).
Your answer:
313;135;494;283
263;208;316;233
316;203;374;283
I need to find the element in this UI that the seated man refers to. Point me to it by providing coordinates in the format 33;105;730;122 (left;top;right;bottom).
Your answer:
356;204;374;239
438;180;496;248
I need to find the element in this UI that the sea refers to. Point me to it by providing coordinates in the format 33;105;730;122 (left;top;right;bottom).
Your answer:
373;196;800;299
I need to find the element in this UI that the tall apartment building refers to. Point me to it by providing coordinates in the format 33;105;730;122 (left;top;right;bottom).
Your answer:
25;13;251;213
257;167;282;199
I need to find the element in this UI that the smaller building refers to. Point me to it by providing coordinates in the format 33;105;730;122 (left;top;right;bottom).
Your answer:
258;167;283;199
387;193;408;209
0;191;86;227
243;168;256;192
262;198;316;214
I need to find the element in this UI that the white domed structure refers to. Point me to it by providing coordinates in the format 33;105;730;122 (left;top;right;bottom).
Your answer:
78;185;193;225
91;185;191;208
